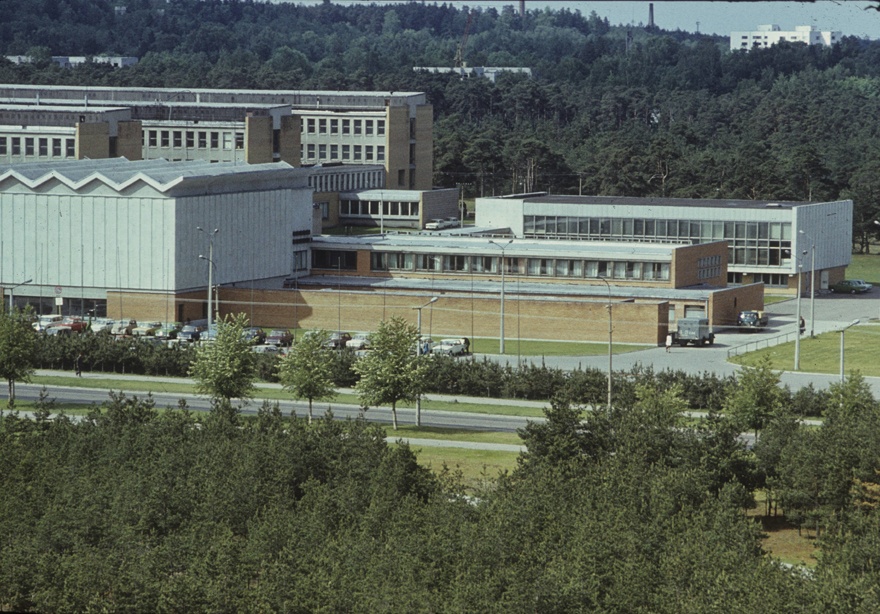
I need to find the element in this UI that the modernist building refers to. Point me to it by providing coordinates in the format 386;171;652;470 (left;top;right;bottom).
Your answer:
0;84;433;190
0;158;314;321
475;193;853;295
730;25;842;51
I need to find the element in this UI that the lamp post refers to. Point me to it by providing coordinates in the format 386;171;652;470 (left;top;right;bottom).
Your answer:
598;276;612;411
840;319;860;382
794;258;804;371
197;227;219;330
488;239;513;354
8;278;32;312
799;230;816;337
413;296;439;427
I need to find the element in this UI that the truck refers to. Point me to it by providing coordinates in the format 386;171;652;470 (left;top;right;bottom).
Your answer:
673;318;715;347
736;310;768;331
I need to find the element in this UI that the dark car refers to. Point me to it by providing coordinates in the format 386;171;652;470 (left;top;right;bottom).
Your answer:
178;325;203;342
266;329;293;347
830;279;873;294
242;327;266;344
736;310;768;330
324;331;352;349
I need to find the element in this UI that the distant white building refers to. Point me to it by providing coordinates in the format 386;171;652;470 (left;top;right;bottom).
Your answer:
730;25;841;51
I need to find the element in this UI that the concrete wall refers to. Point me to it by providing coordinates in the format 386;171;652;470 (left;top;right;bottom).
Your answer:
708;283;764;326
115;121;143;160
671;241;727;287
278;114;300;165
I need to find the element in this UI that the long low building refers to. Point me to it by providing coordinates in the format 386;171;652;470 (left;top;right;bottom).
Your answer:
476;193;852;295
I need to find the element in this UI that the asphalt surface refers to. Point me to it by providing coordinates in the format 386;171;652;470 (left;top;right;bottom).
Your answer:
491;292;880;396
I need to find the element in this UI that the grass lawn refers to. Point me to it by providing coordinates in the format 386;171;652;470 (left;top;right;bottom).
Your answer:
842;252;880;286
380;425;522;446
401;445;519;487
730;323;880;376
748;491;818;567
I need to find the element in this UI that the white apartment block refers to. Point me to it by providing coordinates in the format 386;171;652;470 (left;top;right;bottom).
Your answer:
731;25;841;51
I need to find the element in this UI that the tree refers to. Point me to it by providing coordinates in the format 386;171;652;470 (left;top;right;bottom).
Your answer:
353;317;425;430
188;313;256;402
277;330;337;424
0;308;37;408
723;355;786;437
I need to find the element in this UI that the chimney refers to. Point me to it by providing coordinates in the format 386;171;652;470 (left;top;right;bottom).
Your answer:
649;3;655;29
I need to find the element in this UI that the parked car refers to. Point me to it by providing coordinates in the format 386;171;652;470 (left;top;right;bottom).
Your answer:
242;327;266;344
132;321;162;336
324;331;352;349
425;218;449;230
90;318;115;334
53;317;89;333
736;310;769;331
445;216;461;228
200;328;218;344
266;329;293;347
434;338;467;356
112;319;137;336
33;314;63;332
251;344;280;354
830;279;873;294
155;323;182;339
178;325;203;342
346;333;371;350
45;325;74;337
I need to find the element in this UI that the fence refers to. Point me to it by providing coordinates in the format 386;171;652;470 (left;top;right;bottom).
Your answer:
726;330;801;359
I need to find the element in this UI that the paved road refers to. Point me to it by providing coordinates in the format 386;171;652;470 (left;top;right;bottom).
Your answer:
491;292;880;396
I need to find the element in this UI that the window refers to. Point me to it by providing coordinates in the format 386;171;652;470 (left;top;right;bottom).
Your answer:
38;138;47;156
210;132;219;148
173;131;182;147
377;119;385;136
65;139;75;157
354;120;362;135
365;145;373;161
365;120;374;135
223;133;232;150
319;119;327;135
307;144;315;159
353;145;362;160
186;131;194;147
52;138;61;156
377;145;385;162
342;144;350;159
317;202;329;220
160;131;169;147
198;131;207;148
319;144;327;159
25;137;34;155
307;118;316;134
148;130;157;147
330;144;338;159
293;249;309;272
342;119;350;135
330;119;338;135
0;137;5;156
235;133;244;149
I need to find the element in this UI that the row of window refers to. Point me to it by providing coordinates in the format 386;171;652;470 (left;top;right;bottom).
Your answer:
0;135;75;158
697;255;723;280
340;199;420;217
310;170;384;193
303;143;385;163
524;215;793;267
144;129;244;151
303;118;385;137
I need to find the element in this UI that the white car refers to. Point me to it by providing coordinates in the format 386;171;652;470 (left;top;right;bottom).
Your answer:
425;218;449;230
346;333;371;350
445;216;461;228
33;314;63;331
434;338;466;356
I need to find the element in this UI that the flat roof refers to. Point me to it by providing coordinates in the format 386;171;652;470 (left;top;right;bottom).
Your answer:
314;233;693;260
298;274;727;303
519;194;808;209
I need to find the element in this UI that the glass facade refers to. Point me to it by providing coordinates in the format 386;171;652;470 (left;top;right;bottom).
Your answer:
524;215;792;268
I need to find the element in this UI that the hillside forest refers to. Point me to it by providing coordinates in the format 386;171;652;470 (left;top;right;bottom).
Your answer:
3;0;880;247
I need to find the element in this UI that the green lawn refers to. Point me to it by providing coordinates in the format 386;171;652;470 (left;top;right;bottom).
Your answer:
842;252;880;286
731;324;880;376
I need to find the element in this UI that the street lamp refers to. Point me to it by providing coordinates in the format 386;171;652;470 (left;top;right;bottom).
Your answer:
488;239;513;354
413;296;439;427
8;277;32;312
840;319;860;382
794;255;805;371
799;230;816;337
598;276;613;411
197;227;219;330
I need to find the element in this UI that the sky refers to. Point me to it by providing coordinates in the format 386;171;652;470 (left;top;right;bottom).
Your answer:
290;1;880;40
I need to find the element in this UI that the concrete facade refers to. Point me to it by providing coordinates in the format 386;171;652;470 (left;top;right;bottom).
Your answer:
730;25;841;51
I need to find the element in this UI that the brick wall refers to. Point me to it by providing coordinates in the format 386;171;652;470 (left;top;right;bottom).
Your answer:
245;115;273;164
75;122;109;159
